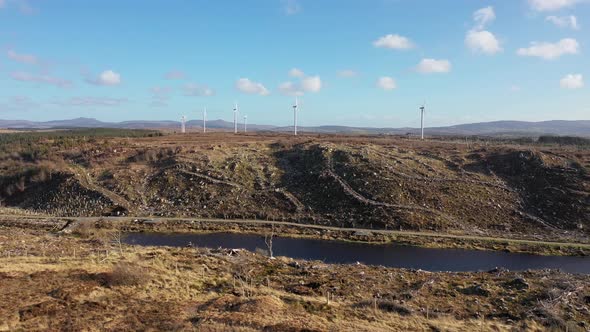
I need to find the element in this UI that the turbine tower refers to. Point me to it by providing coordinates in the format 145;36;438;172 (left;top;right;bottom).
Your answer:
181;115;187;134
243;115;248;133
292;97;299;136
203;107;207;133
419;102;426;140
233;102;239;134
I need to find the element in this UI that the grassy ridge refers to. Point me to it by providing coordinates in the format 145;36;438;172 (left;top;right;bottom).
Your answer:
0;128;162;159
0;128;162;146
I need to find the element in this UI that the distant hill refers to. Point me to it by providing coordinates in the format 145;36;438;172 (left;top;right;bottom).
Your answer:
1;118;589;137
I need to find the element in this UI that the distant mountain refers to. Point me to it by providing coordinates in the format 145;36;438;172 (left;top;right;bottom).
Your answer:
1;118;589;137
428;120;590;136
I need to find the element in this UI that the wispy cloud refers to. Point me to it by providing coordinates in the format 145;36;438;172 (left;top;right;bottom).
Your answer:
528;0;581;11
148;86;172;107
289;68;305;78
150;86;171;100
560;74;584;89
282;0;301;15
0;95;39;111
0;0;37;14
183;83;215;96
473;6;496;29
53;97;128;107
517;38;579;60
10;71;72;88
164;70;187;80
278;81;303;96
546;15;579;29
338;69;358;78
7;49;38;64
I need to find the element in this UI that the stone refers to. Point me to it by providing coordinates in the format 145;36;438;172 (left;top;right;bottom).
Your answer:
459;285;490;297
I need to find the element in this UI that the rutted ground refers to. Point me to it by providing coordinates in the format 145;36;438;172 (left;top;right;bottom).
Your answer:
0;225;588;332
1;133;588;243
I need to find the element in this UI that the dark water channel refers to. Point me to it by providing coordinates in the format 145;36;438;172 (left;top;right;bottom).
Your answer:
123;232;590;274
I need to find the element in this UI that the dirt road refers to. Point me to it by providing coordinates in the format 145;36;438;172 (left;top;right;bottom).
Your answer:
2;213;590;251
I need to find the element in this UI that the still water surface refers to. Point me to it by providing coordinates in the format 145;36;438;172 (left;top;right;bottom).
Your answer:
123;232;590;274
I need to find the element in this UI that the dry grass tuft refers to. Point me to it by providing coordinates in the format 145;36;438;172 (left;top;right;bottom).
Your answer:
105;261;150;287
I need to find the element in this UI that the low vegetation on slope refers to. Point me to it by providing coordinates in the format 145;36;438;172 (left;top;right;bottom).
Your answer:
0;224;588;331
0;132;588;241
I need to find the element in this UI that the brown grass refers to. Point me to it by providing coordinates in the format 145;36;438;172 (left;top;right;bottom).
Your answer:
105;261;150;287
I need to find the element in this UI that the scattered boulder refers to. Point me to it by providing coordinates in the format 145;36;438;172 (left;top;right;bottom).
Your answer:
459;284;490;297
503;277;529;290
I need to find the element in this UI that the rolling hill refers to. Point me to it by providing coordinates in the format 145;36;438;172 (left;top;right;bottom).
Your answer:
1;117;589;137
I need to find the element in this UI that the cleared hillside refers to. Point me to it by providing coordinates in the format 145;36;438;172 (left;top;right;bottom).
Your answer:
0;131;588;242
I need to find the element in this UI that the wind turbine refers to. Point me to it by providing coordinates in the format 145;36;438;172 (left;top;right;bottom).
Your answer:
233;102;238;134
181;115;187;134
243;115;248;133
419;102;426;140
292;97;299;136
203;107;207;133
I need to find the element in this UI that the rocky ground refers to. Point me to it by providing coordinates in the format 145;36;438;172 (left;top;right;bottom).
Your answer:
1;223;589;332
1;132;589;245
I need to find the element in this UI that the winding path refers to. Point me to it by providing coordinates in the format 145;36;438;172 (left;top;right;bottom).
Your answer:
322;150;458;224
68;164;133;211
0;214;587;250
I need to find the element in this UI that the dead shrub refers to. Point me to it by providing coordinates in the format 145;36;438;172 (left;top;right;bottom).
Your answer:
71;220;100;238
354;299;412;316
105;262;149;287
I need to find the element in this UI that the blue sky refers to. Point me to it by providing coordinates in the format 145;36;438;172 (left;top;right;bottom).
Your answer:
0;0;588;127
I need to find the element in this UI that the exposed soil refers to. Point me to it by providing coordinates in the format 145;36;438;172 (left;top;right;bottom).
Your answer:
1;133;588;244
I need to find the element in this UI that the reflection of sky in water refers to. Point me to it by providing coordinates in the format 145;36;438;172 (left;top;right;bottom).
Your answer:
124;233;590;274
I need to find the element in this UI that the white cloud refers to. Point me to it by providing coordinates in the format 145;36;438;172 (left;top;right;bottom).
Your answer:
373;34;414;50
465;30;502;54
86;70;121;86
235;78;270;96
289;68;305;78
338;69;358;78
278;81;304;96
376;76;397;90
11;71;72;88
165;70;187;80
301;75;322;92
183;83;215;96
560;74;584;89
510;85;522;92
546;15;579;29
516;38;579;60
528;0;581;11
466;7;501;55
416;59;451;74
282;0;301;15
473;6;496;29
7;49;38;64
279;69;322;96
